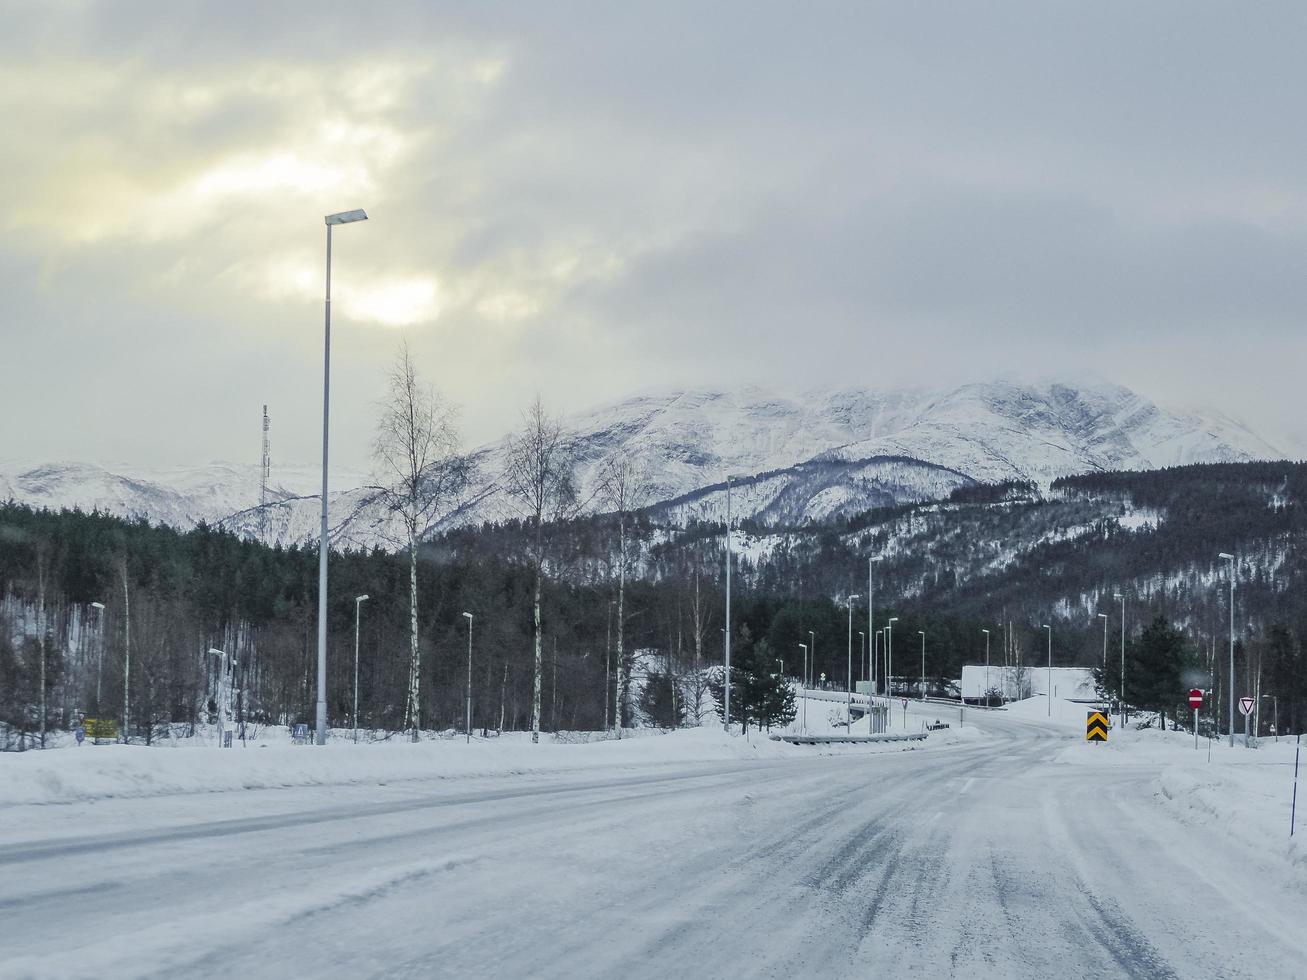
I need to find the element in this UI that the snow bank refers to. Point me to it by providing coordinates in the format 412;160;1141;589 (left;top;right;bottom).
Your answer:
1001;695;1104;729
1060;726;1305;886
0;721;969;808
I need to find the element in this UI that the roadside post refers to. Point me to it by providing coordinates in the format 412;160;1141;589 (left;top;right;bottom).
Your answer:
901;697;908;726
1292;734;1300;837
1239;697;1255;746
1189;689;1203;750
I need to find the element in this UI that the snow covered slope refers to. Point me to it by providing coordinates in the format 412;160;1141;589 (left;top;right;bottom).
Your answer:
1;380;1292;544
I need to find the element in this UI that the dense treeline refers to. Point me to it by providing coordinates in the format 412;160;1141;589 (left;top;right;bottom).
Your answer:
3;460;1305;746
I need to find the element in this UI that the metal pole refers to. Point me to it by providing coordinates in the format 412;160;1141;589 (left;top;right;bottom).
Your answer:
983;629;990;707
868;557;875;693
315;222;332;747
918;630;925;701
847;595;859;729
1291;733;1300;837
605;600;613;732
799;643;807;733
313;209;367;745
887;619;896;700
464;613;473;744
724;477;732;730
809;631;815;689
1230;570;1236;747
1043;624;1052;717
859;632;865;684
91;602;105;712
353;597;361;743
1115;593;1125;731
1220;554;1235;747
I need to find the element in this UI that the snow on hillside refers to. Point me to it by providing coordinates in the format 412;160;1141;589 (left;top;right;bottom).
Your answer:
1;379;1291;546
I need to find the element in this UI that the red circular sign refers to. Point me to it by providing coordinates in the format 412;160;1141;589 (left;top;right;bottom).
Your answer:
1188;688;1203;708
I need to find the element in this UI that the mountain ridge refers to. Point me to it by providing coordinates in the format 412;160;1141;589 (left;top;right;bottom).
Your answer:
1;379;1295;546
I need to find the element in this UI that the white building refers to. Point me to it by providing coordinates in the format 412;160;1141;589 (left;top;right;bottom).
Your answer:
960;664;1098;702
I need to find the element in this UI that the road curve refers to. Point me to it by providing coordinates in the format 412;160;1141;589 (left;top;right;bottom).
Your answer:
1;709;1302;979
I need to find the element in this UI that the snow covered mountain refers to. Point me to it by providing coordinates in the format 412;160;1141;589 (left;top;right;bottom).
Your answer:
1;380;1293;545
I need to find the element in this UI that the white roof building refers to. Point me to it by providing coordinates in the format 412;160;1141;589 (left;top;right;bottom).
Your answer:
960;664;1098;702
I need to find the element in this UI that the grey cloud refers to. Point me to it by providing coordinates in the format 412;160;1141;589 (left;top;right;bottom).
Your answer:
2;1;1306;466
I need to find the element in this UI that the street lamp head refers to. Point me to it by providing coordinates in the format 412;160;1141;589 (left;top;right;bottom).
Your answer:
848;594;861;603
1218;552;1234;560
799;643;806;651
888;617;898;624
918;630;925;636
90;601;105;610
207;648;224;656
1097;613;1108;620
356;594;370;603
1042;624;1051;630
462;611;473;621
1113;592;1123;599
982;628;990;635
325;208;368;225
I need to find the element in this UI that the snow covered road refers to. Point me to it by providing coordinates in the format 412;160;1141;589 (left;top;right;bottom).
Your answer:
2;709;1303;979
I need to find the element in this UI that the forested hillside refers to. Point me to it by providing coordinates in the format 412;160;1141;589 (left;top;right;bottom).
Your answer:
3;461;1305;747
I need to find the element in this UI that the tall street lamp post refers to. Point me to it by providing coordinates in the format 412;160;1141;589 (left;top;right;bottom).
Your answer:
1219;553;1236;747
858;631;865;684
722;473;745;730
846;594;861;727
875;630;884;698
1097;613;1108;670
808;631;816;688
353;595;369;743
462;612;474;744
918;630;926;701
867;557;878;693
798;643;808;733
981;629;990;707
1113;592;1125;730
316;207;368;746
887;618;898;699
1042;624;1052;717
90;601;106;712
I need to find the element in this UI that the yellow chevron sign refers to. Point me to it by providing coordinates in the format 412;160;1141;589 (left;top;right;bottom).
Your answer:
1086;711;1109;742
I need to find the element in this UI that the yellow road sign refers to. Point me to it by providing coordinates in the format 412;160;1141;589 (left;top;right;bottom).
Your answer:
1086;711;1109;742
84;718;118;740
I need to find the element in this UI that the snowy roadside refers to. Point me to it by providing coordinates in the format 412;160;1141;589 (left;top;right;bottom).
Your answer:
1057;725;1305;886
0;718;977;808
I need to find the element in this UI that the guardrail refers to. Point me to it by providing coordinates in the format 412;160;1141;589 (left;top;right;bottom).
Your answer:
771;732;929;746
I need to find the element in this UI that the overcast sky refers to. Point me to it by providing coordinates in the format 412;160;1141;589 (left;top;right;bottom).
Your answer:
4;1;1305;471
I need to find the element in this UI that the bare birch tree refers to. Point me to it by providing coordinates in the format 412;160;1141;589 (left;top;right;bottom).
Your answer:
688;566;714;725
598;449;652;737
35;542;48;748
502;397;580;744
373;341;470;741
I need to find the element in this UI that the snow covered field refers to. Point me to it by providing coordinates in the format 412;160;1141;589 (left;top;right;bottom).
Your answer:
1;700;1303;978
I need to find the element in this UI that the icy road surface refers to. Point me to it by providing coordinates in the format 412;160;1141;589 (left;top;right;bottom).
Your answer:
1;708;1303;979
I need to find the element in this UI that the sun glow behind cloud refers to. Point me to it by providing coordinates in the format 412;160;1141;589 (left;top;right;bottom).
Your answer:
341;277;441;327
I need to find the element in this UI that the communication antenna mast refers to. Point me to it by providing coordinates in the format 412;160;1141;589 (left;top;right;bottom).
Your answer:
259;405;271;542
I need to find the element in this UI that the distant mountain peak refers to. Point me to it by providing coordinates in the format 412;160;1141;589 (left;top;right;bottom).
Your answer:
2;379;1289;546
